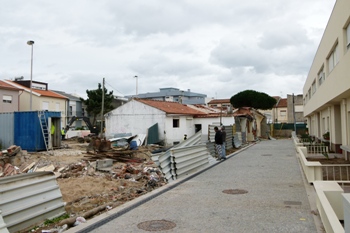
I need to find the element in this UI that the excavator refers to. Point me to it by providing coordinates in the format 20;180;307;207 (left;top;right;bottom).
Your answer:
64;116;100;136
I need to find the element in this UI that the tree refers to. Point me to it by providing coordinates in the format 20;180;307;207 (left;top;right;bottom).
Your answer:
230;90;277;110
81;83;114;125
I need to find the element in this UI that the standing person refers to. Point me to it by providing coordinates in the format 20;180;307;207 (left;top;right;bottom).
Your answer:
50;124;55;147
214;126;225;161
61;127;66;140
221;126;227;160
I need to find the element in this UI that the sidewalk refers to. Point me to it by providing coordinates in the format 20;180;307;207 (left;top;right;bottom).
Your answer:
69;139;320;233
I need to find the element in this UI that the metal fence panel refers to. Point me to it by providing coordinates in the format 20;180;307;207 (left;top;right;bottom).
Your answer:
0;172;65;233
0;113;14;149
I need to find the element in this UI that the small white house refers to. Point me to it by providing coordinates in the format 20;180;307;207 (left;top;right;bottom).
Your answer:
104;98;207;146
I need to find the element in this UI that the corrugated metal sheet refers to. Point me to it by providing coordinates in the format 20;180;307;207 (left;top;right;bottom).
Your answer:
171;145;209;179
0;211;9;233
208;125;234;150
206;141;216;157
158;150;173;182
157;130;211;182
234;132;242;148
0;172;65;233
0;113;14;149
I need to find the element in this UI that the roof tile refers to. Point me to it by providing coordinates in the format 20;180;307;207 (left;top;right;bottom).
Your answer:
136;99;206;115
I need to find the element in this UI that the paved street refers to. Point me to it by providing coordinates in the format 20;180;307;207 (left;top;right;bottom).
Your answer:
69;139;320;233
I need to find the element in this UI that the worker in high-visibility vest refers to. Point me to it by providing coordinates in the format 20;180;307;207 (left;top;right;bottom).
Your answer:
51;124;55;147
61;127;66;140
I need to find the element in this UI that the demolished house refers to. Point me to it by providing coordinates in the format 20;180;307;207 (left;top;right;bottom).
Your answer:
104;98;207;146
233;107;267;143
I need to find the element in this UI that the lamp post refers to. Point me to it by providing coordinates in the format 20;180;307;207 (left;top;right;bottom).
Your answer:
134;75;138;97
27;40;34;111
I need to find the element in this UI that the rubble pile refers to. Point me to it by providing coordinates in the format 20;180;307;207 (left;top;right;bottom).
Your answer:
0;139;167;232
0;145;25;177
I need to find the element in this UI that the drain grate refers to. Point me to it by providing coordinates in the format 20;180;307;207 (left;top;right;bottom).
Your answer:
284;201;302;205
261;154;272;156
222;189;248;195
137;220;176;231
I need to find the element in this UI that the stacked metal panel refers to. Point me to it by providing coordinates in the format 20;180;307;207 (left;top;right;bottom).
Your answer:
0;172;65;233
157;130;211;182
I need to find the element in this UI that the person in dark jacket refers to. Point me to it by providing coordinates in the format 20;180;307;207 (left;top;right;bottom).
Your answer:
214;126;225;161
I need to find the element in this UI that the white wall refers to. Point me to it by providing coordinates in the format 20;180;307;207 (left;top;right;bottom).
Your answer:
105;99;166;140
193;116;234;138
164;116;195;145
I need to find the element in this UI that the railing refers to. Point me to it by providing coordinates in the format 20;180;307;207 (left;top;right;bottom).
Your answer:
305;144;329;154
323;165;350;181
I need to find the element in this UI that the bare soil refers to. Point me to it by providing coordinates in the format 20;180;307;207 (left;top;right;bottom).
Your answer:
13;138;167;233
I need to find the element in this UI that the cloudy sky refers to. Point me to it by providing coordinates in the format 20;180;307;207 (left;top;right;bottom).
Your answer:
1;0;336;100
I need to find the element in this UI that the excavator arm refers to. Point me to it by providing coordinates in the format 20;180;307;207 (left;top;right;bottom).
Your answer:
65;116;99;136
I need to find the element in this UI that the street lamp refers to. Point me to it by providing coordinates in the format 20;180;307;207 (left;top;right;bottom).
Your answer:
27;40;34;111
134;75;138;97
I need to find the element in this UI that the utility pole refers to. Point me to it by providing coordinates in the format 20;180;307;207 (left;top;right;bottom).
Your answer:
293;93;296;133
220;102;222;125
27;40;34;111
101;78;105;137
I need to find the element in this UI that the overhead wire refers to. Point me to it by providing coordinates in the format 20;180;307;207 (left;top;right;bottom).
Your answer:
104;80;125;96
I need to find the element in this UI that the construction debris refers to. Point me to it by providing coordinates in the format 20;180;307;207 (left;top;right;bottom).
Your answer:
0;139;167;233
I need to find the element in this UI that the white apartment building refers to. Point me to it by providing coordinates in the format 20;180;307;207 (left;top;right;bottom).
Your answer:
303;0;350;155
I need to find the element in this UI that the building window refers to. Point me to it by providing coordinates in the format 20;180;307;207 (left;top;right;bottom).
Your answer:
173;119;179;128
69;106;73;116
328;44;338;73
308;88;311;100
346;23;350;49
2;95;12;103
312;80;316;95
318;68;325;86
280;110;286;117
42;101;49;110
55;103;60;111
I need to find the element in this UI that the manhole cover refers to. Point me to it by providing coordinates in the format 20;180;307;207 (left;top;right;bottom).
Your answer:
222;189;248;195
137;220;176;231
261;154;272;156
284;201;302;205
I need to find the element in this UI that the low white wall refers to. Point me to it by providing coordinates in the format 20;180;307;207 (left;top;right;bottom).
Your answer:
314;181;344;233
296;146;323;183
343;193;350;233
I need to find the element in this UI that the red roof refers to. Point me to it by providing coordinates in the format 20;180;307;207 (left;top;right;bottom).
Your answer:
208;99;231;104
4;80;67;99
34;89;67;99
276;98;287;108
0;80;22;91
233;107;254;117
136;99;206;115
